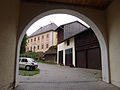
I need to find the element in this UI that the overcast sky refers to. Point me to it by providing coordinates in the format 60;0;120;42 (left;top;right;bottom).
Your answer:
26;14;90;36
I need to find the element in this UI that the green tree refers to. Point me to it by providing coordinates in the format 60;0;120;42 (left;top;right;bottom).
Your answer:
20;34;27;54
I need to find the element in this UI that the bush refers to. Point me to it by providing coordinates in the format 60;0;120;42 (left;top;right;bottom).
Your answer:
20;51;45;60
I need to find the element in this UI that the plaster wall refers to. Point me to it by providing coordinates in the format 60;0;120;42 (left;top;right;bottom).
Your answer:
57;38;75;66
26;31;57;52
1;0;120;89
19;2;108;43
53;32;57;45
0;0;19;89
106;0;120;87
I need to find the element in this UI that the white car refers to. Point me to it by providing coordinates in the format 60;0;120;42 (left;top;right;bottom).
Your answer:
19;57;38;70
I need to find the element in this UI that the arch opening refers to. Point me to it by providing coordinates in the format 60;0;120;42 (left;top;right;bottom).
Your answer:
16;9;109;86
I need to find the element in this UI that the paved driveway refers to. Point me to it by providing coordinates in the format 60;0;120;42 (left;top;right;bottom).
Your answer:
14;63;120;90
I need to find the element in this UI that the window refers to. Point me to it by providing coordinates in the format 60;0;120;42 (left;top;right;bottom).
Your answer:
67;40;70;46
46;44;49;48
28;47;29;51
38;37;39;40
46;34;49;38
31;39;33;42
34;38;36;41
37;45;39;49
65;48;72;54
21;59;28;62
42;35;44;39
41;45;44;49
19;59;21;62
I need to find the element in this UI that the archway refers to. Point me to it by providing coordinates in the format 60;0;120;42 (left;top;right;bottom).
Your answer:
16;9;109;86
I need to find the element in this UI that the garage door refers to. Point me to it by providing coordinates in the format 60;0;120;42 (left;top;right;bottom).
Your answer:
59;50;63;64
65;48;73;66
76;47;101;70
76;50;86;68
87;48;101;69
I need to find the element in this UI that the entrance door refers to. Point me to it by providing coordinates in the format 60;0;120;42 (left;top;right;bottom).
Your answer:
59;50;63;64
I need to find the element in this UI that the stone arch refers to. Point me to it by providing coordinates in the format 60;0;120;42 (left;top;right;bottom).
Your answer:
16;9;109;86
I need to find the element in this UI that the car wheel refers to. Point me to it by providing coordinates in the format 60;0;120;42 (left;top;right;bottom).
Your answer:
25;66;30;70
32;67;35;70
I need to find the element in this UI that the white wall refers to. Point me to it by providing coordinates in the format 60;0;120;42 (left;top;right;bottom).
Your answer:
106;0;120;87
57;38;75;66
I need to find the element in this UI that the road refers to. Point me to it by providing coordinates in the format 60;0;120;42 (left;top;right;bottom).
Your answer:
14;63;119;90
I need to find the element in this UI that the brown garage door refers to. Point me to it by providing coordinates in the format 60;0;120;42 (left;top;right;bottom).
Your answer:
76;50;86;68
87;47;101;69
59;50;63;64
76;47;101;70
65;48;73;66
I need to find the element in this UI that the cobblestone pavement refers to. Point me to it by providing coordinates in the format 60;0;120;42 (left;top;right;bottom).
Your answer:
14;63;120;90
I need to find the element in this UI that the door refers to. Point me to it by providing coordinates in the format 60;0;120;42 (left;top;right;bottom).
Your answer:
76;50;86;68
87;48;101;69
19;59;28;68
59;50;63;64
65;48;73;66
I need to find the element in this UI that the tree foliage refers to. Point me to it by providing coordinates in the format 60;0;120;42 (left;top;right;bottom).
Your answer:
20;34;27;54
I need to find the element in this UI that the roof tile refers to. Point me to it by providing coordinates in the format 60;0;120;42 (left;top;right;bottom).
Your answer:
29;23;58;37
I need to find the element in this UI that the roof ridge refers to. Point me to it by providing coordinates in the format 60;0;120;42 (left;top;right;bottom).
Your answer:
29;23;58;37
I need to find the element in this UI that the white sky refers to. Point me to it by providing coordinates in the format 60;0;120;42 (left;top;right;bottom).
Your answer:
26;14;90;36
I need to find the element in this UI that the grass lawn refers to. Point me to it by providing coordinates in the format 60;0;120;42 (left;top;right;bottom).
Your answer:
19;68;40;76
37;60;57;65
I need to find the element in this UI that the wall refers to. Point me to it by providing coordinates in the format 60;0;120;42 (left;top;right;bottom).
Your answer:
106;0;120;87
75;29;101;69
19;2;107;43
0;0;120;89
64;21;87;40
0;0;19;89
57;38;75;66
18;1;110;83
26;31;57;52
58;28;64;44
53;32;57;45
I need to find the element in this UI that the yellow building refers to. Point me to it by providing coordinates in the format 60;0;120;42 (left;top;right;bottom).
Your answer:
26;23;58;52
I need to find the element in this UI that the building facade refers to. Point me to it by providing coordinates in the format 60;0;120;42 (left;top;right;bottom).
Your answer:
57;37;76;66
26;23;58;52
44;46;57;63
56;21;87;66
75;29;101;70
56;21;101;70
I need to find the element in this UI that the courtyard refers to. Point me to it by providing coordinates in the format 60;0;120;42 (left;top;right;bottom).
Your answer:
14;63;119;90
